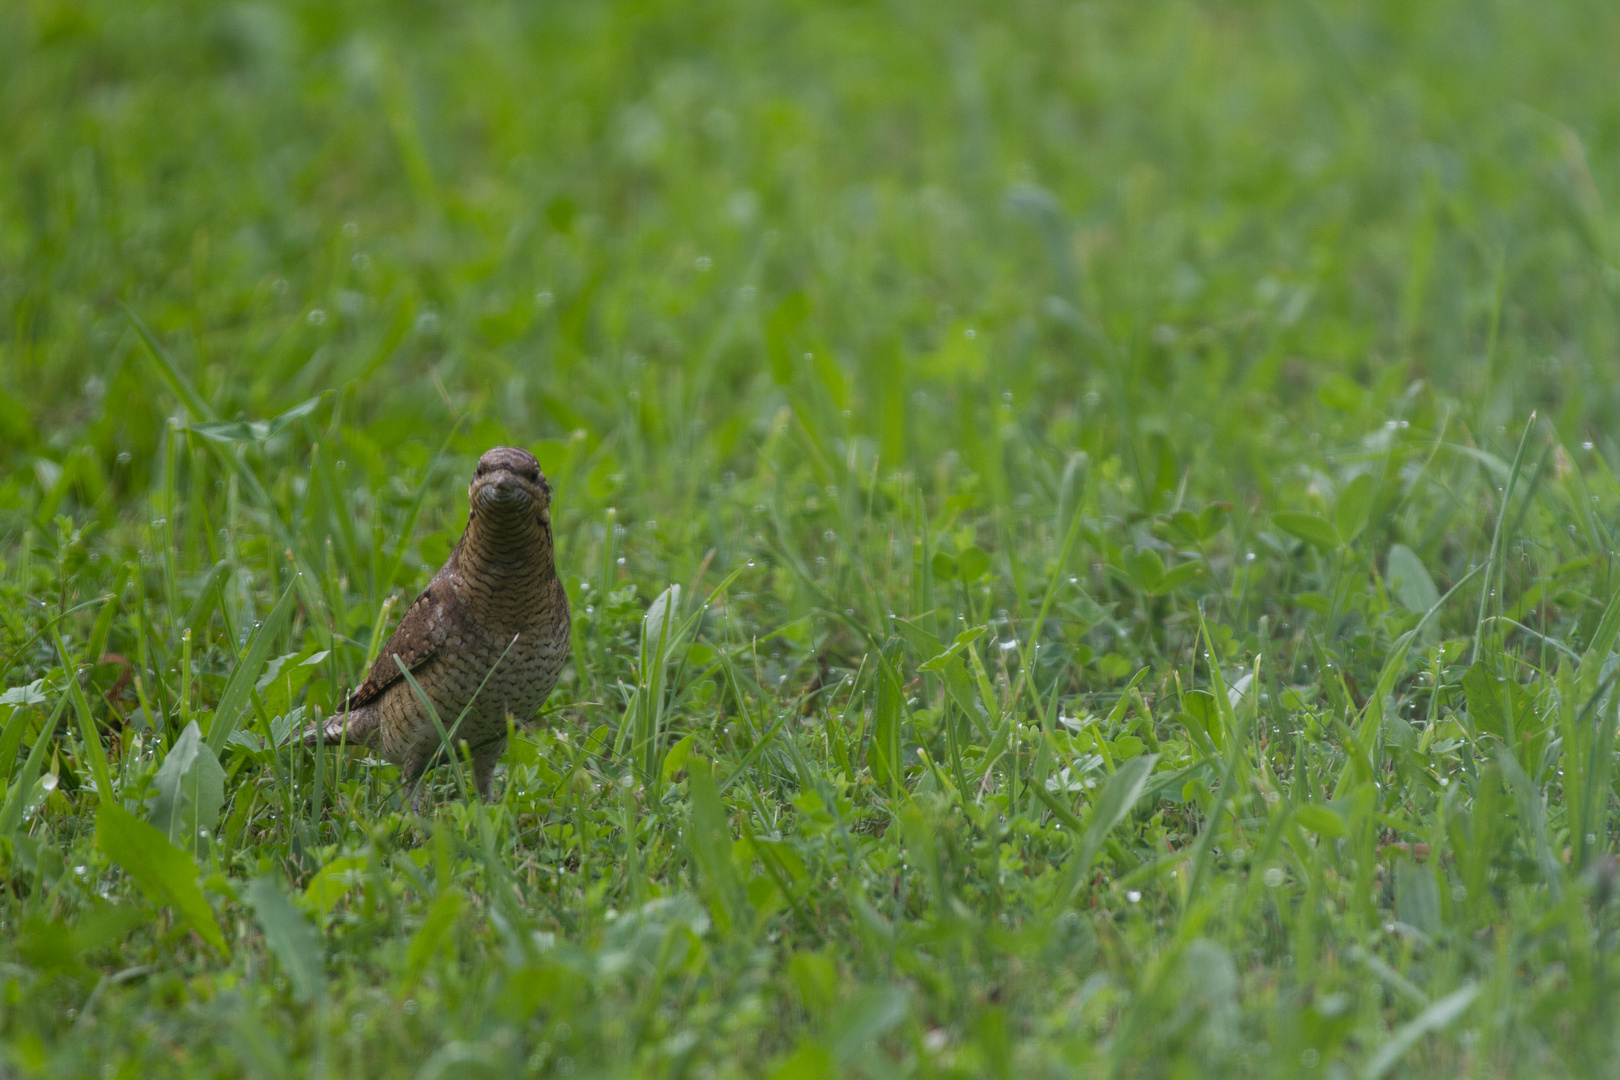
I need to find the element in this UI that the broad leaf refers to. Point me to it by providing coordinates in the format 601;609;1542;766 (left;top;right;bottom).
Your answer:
246;877;325;1002
956;545;990;581
642;583;682;657
1273;511;1342;550
828;984;910;1065
0;679;49;707
1075;753;1158;873
1128;547;1165;593
96;803;227;954
1295;803;1348;839
304;855;368;914
189;394;326;444
148;721;225;849
1462;662;1511;743
1387;544;1439;614
1157;561;1202;594
1197;502;1231;541
1335;472;1377;542
662;732;696;781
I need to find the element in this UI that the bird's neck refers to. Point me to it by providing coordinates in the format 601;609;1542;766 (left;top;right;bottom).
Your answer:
455;510;555;585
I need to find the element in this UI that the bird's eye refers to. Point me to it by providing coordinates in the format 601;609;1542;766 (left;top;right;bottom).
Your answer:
475;463;489;477
527;468;540;482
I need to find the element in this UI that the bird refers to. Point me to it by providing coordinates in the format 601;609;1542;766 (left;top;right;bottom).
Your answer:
302;446;570;809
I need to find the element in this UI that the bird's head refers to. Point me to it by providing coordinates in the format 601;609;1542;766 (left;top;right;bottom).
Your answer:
469;446;552;525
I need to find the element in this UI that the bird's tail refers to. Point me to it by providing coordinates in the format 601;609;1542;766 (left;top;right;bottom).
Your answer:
298;703;379;749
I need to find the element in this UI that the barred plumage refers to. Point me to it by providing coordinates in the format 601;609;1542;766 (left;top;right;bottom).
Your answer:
301;446;570;809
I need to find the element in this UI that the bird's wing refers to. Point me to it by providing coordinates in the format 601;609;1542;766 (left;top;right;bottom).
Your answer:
342;582;448;712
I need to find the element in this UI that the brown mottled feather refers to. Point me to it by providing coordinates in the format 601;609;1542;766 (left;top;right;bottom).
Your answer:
344;577;448;712
302;445;571;809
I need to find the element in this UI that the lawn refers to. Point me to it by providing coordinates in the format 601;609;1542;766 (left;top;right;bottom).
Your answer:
4;0;1620;1076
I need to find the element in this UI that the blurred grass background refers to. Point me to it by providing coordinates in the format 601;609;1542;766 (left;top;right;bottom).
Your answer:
7;0;1619;509
4;0;1620;1077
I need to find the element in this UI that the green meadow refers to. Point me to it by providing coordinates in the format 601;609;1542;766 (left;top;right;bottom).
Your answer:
4;0;1620;1075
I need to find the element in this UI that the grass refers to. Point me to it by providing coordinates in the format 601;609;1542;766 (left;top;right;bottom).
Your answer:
3;0;1620;1075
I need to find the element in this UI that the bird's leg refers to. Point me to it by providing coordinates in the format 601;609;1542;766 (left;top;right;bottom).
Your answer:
402;748;433;815
471;734;508;803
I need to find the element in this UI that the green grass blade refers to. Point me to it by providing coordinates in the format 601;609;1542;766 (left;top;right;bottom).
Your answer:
206;584;297;756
